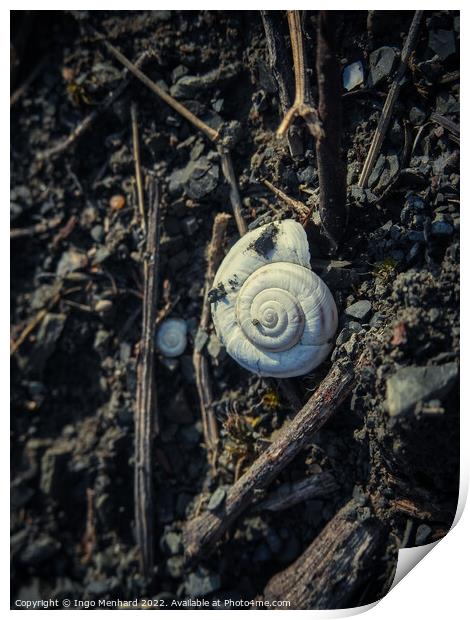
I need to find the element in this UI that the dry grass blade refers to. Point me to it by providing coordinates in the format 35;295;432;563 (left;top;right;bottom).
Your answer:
277;11;323;140
131;101;146;233
134;180;161;578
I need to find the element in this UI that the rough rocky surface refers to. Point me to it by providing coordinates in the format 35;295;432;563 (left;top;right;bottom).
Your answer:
11;9;459;610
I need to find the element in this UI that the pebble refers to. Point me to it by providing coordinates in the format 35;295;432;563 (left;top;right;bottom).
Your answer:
94;299;114;315
184;568;220;597
182;216;198;236
432;213;454;236
207;487;226;512
409;106;426;126
415;524;432;546
160;531;182;555
90;225;104;243
109;194;126;211
428;29;456;60
342;60;364;91
344;300;372;321
56;249;87;276
386;362;459;417
369;46;397;86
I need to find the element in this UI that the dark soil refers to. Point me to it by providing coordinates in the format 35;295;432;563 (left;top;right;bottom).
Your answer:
11;10;459;610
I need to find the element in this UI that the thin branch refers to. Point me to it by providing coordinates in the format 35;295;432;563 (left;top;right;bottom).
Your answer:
358;11;423;187
134;180;161;578
219;153;248;236
315;11;348;249
101;35;219;142
193;213;231;471
36;50;153;160
131;101;146;233
10;215;63;240
277;11;323;140
184;353;369;561
262;179;309;216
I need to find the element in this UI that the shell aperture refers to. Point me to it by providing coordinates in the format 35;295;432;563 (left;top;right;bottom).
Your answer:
210;220;338;378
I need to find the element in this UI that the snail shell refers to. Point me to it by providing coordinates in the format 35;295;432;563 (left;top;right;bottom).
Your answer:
156;318;187;357
209;220;338;378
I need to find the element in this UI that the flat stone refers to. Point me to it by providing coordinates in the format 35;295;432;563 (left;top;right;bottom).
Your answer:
415;524;432;545
343;60;364;91
369;46;397;86
428;29;455;60
386;363;459;417
160;531;182;555
344;300;372;321
185;568;221;597
207;487;226;512
432;213;454;236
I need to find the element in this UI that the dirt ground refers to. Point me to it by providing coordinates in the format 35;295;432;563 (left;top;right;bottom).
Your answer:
11;10;459;609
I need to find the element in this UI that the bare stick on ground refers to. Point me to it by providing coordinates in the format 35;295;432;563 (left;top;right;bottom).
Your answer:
194;213;231;470
358;11;423;187
315;11;348;249
184;354;369;561
131;101;146;233
260;11;303;157
262;179;309;217
134;180;161;577
37;50;153;160
277;11;322;140
263;499;389;609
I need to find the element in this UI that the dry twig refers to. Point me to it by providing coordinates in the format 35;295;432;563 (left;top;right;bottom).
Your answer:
193;213;231;470
131;101;146;232
262;179;309;216
134;180;161;577
315;11;348;249
358;11;423;187
277;11;322;140
184;354;369;560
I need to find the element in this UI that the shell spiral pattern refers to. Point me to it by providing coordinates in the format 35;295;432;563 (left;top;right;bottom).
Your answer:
210;220;338;378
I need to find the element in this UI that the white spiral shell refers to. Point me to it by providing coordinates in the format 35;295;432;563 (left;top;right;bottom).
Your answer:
209;220;338;378
156;318;187;357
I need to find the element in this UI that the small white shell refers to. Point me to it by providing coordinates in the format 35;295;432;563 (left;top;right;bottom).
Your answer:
210;220;338;378
156;318;187;358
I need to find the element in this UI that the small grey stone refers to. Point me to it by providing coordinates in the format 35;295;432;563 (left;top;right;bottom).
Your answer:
342;60;364;91
344;300;372;321
166;555;185;579
207;333;222;359
369;46;397;86
185;568;221;597
435;92;459;116
194;328;209;353
182;216;198;236
428;30;455;60
160;531;182;555
432;213;454;236
56;249;87;276
207;487;226;512
90;225;104;243
415;524;432;546
386;363;459;417
409;106;426;126
347;321;363;333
